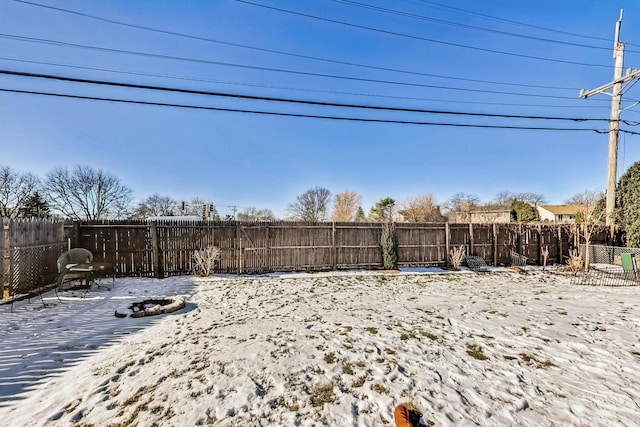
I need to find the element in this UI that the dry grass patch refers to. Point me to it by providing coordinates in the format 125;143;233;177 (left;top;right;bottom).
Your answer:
466;344;488;361
351;376;366;388
323;352;336;364
311;382;336;407
371;383;389;395
342;363;354;375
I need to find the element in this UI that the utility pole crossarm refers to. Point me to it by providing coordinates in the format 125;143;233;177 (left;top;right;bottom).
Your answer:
579;69;640;98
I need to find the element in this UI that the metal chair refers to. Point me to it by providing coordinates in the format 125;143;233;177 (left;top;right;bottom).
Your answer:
56;248;93;291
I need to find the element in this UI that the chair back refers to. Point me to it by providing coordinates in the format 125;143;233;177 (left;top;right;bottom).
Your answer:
57;248;93;273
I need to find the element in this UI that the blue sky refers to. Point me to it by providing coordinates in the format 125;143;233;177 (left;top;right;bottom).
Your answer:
2;0;640;218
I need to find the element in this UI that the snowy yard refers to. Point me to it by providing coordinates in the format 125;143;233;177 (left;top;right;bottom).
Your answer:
1;267;639;426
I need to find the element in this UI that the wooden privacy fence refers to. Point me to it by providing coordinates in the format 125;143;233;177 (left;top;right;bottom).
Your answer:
65;220;605;278
1;218;66;298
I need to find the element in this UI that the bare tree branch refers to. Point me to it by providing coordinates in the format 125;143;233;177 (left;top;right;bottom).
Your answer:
287;187;331;221
332;190;362;222
398;193;444;222
45;165;132;220
132;194;179;219
0;166;40;218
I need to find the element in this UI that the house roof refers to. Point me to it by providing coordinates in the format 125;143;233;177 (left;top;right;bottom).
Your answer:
459;204;510;213
538;205;581;215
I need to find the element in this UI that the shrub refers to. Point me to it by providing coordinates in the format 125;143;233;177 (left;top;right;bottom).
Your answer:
192;246;221;277
449;245;465;270
380;221;398;270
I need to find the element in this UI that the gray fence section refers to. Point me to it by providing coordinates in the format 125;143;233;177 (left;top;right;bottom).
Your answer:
579;244;640;265
1;243;67;297
571;264;639;287
1;218;67;299
573;244;640;287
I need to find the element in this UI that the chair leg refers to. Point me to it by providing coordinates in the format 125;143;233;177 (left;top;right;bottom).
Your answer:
53;286;61;302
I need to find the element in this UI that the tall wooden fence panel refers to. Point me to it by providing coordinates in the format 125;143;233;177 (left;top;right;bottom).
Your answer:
1;218;66;298
72;221;152;277
336;223;381;269
268;223;334;272
396;223;446;266
64;221;613;278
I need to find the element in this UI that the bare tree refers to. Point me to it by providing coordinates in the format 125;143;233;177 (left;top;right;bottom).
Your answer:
332;190;363;222
0;166;40;218
237;207;276;221
398;193;444;222
443;192;480;222
445;192;480;210
132;194;179;219
287;186;331;221
45;165;133;220
494;191;546;206
566;190;605;270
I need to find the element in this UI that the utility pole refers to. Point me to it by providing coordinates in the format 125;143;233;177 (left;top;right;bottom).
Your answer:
580;9;640;226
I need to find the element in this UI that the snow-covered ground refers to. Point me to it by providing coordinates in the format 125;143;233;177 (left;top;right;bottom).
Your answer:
1;267;639;426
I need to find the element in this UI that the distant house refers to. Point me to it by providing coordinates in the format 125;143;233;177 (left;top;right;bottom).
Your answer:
451;204;511;223
536;205;581;223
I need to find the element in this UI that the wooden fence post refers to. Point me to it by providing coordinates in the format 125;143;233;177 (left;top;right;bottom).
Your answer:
537;225;543;266
150;221;161;279
1;218;9;297
332;222;337;270
445;223;450;265
492;223;498;265
72;220;80;248
237;222;243;275
557;225;563;265
265;224;271;273
517;224;523;256
468;223;474;255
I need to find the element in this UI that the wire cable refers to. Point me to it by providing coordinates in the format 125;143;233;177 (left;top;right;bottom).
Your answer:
1;56;609;110
2;86;631;134
330;0;613;52
234;0;610;68
410;0;620;45
0;69;621;123
0;34;605;100
6;0;584;91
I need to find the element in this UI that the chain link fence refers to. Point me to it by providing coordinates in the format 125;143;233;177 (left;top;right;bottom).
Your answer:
571;244;639;287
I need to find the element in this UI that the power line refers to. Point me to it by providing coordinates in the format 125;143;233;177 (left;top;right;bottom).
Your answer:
0;35;604;100
1;33;618;103
1;56;610;110
330;0;613;52
10;0;603;89
2;86;631;134
234;0;610;68
409;0;618;44
0;69;621;123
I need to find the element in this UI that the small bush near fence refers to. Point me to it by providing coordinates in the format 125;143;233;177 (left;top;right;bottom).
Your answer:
192;246;220;277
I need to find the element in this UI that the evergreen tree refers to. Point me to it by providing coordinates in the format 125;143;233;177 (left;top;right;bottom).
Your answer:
380;221;398;270
18;192;50;218
510;200;537;222
355;206;366;222
616;160;640;247
369;197;395;222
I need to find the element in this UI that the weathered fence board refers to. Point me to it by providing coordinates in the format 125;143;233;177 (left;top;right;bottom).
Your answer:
61;221;612;278
1;218;66;298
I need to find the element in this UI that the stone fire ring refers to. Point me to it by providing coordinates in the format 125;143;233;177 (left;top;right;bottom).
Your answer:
115;298;186;318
